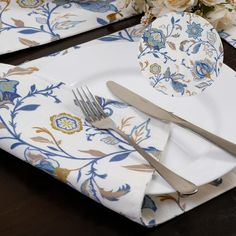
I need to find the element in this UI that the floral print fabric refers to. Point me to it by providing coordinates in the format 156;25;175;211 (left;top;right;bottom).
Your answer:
219;17;236;48
0;63;170;226
0;0;236;55
0;0;129;54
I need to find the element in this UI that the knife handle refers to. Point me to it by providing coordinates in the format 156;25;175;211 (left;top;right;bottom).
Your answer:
114;128;198;197
173;115;236;156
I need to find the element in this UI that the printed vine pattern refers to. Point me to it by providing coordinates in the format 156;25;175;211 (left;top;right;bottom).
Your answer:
157;194;186;212
42;22;145;58
138;12;224;97
219;30;236;48
0;1;236;55
0;0;120;51
219;18;236;48
138;15;179;63
0;66;163;204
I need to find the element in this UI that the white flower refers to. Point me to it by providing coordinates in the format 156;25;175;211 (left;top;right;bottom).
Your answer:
118;0;236;31
207;4;235;30
140;0;168;24
132;0;147;12
149;0;171;16
117;0;147;15
164;0;197;12
228;0;236;9
200;0;226;6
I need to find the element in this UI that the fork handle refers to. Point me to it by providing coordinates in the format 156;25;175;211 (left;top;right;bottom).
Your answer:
172;115;236;156
114;128;198;196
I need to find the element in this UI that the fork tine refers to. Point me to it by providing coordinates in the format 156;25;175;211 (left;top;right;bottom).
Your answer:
81;87;102;120
72;89;92;122
85;86;107;118
72;89;80;106
76;88;96;121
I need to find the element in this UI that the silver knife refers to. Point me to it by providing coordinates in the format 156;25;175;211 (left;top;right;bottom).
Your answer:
107;81;236;157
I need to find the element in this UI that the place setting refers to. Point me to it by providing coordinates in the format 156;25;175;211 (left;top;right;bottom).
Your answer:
0;10;235;227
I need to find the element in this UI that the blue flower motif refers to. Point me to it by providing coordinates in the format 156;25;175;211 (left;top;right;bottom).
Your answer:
171;80;187;95
0;79;20;103
148;219;157;227
78;0;117;13
143;28;166;50
53;0;117;12
36;160;57;174
186;22;203;39
142;195;157;212
192;59;214;80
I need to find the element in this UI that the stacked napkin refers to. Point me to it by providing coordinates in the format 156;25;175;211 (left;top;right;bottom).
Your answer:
0;0;236;55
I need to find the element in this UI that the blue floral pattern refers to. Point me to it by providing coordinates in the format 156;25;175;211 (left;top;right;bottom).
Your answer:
219;17;236;48
219;28;236;48
0;0;123;54
138;12;224;97
186;22;203;39
192;59;214;80
142;28;166;50
0;1;235;55
0;65;169;226
0;79;20;106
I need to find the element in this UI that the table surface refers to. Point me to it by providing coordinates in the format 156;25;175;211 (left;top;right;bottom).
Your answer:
0;16;235;236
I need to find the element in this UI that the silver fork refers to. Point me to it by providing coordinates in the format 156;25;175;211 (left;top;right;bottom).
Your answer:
72;86;198;197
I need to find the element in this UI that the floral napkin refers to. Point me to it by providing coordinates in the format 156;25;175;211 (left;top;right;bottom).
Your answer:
0;0;131;54
219;17;236;48
0;62;171;226
0;0;236;55
0;23;235;227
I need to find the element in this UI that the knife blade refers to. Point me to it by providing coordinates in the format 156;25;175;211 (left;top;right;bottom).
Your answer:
107;81;181;123
107;80;236;156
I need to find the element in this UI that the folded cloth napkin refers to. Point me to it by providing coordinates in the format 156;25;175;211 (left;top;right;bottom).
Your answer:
0;0;131;55
0;0;236;55
0;24;236;227
0;63;171;226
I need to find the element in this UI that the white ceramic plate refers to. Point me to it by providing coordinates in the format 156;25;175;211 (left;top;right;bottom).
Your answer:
36;42;236;195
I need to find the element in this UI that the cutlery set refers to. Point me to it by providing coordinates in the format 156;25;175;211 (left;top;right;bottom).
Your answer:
72;87;198;196
72;82;236;196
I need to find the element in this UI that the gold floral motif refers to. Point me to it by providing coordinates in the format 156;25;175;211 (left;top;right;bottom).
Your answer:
16;0;45;8
50;112;83;134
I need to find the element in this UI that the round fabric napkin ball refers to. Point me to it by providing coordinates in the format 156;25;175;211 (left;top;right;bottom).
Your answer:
138;12;224;97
